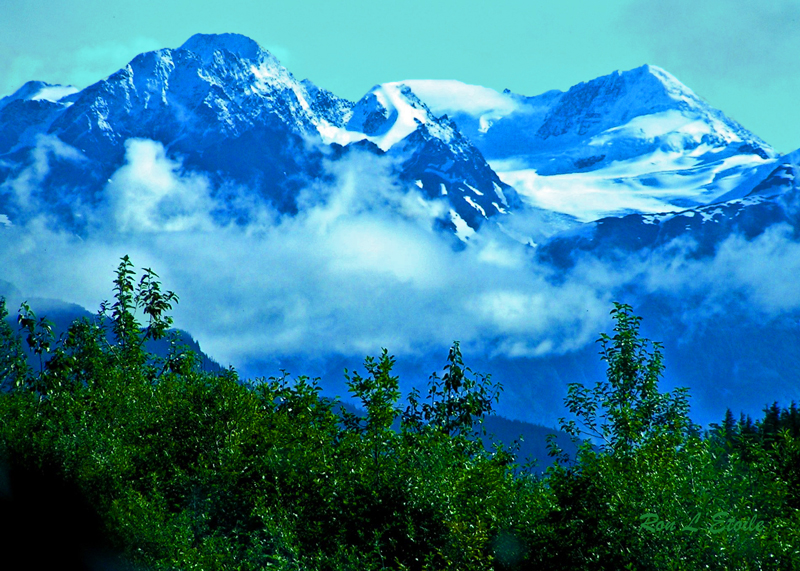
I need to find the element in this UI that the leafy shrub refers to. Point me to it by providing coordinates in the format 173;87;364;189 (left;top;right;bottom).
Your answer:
1;260;798;569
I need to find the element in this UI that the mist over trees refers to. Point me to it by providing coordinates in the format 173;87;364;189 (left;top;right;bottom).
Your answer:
1;258;798;569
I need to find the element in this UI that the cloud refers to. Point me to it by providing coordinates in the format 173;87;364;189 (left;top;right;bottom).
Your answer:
3;135;800;435
144;149;601;363
0;38;162;95
0;134;85;211
103;139;215;233
623;0;800;86
2;139;800;406
0;141;615;365
642;224;800;318
60;37;163;88
400;80;520;118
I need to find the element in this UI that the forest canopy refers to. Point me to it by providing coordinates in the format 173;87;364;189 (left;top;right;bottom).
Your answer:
0;256;798;570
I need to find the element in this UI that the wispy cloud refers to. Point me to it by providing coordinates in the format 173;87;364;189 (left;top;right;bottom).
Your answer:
642;224;800;318
400;80;520;118
3;139;800;363
0;134;85;211
623;0;800;86
2;139;800;428
103;139;216;233
0;141;615;363
0;38;162;95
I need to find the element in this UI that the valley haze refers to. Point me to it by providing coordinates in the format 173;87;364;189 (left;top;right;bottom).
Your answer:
1;33;799;431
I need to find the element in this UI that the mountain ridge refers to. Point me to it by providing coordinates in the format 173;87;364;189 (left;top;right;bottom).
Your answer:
0;33;519;235
1;34;794;238
3;33;800;430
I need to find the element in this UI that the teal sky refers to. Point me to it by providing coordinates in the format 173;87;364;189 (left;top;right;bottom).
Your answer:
2;0;799;152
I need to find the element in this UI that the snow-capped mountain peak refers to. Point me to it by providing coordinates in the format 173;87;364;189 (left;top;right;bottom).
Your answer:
34;33;359;160
642;65;699;105
0;34;518;235
397;64;780;224
531;63;769;151
0;35;791;243
344;82;438;151
0;81;79;110
328;81;522;232
179;33;277;66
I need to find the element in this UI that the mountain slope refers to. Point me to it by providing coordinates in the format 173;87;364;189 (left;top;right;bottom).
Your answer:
0;34;518;236
0;34;348;226
537;149;800;267
406;67;778;224
3;34;800;431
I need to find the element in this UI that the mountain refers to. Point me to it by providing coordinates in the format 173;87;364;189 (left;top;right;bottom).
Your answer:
1;36;785;239
1;34;343;227
3;33;800;431
538;149;800;266
0;81;80;110
340;82;521;232
405;67;779;226
0;33;518;236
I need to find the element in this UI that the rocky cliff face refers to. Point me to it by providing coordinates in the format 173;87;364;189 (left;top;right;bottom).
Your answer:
0;34;519;236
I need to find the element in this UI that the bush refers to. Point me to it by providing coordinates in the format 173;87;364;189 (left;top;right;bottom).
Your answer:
1;261;798;569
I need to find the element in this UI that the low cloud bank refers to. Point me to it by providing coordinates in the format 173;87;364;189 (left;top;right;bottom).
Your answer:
2;137;799;426
0;139;616;364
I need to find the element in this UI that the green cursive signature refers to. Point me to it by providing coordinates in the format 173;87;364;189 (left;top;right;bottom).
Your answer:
639;511;766;534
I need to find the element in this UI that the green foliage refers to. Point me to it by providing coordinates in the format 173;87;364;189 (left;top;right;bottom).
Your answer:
1;268;798;570
0;297;30;389
403;341;501;443
533;301;800;569
557;302;692;457
346;350;400;426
